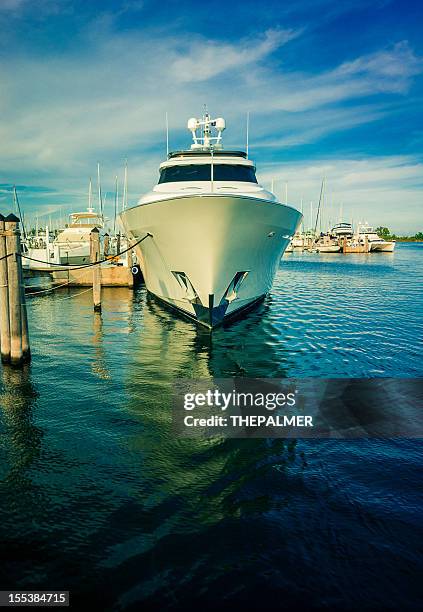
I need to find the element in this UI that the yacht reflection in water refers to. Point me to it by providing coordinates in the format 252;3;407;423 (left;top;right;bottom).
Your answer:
90;289;306;608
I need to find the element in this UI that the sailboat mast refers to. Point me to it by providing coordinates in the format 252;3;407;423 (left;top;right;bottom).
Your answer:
314;178;324;236
300;198;304;233
88;178;92;211
97;163;103;218
122;160;128;212
113;175;118;235
13;186;27;240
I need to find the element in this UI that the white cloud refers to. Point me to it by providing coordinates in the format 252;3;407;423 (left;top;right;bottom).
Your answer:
170;28;301;82
0;0;26;9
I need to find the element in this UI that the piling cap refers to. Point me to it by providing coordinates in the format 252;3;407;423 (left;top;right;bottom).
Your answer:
91;227;100;233
0;214;4;221
5;213;20;222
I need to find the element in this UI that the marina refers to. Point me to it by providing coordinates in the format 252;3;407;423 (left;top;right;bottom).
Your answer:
2;113;404;357
1;1;422;609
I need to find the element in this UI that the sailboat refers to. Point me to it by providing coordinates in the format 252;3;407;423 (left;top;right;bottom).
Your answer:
120;112;302;327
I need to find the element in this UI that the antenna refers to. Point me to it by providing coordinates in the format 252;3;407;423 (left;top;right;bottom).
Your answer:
211;147;214;193
246;111;250;158
187;113;225;150
165;112;169;157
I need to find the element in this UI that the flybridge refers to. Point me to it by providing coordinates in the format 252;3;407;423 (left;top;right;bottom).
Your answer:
167;150;247;160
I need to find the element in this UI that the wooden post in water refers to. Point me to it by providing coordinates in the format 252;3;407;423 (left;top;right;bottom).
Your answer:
103;233;110;257
18;236;31;363
0;214;11;363
5;214;23;366
90;228;101;312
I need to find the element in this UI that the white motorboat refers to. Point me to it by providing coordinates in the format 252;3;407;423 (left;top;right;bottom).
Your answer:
23;227;56;270
316;242;341;253
357;224;395;252
331;222;354;239
120;112;302;327
53;209;104;265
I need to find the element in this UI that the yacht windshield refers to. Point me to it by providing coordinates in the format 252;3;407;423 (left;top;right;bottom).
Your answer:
159;164;257;184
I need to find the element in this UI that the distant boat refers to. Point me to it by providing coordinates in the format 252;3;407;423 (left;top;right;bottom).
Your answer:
23;226;56;270
316;242;341;253
315;231;341;253
53;208;104;265
331;222;354;239
356;224;395;252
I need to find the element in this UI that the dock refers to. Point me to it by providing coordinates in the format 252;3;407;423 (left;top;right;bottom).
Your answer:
51;263;134;287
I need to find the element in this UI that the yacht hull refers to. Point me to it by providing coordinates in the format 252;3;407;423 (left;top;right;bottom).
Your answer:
316;245;341;253
54;243;91;265
370;241;395;252
121;194;301;327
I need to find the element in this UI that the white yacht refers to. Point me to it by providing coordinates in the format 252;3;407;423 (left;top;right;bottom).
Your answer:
331;222;354;239
22;227;56;270
53;209;104;264
357;224;395;252
120;113;302;327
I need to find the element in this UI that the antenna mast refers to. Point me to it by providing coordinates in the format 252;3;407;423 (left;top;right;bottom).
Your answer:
246;111;250;158
165;112;169;157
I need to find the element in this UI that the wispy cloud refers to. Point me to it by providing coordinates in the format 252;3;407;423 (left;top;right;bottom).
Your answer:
170;28;301;82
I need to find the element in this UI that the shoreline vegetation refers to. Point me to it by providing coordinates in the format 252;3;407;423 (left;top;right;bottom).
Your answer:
375;227;423;242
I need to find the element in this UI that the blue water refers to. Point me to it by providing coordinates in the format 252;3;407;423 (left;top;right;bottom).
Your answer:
0;243;422;610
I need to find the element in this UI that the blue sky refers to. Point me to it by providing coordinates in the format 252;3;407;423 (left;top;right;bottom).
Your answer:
0;0;422;232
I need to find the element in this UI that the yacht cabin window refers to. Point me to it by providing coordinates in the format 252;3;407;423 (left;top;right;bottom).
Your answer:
158;164;258;184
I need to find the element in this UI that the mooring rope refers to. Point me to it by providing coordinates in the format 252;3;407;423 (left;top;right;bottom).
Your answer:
53;286;95;301
26;279;72;295
19;232;152;268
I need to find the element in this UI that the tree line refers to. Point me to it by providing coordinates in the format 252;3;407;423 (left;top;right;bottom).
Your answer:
375;227;423;242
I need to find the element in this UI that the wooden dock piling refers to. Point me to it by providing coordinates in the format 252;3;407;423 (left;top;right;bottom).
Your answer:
90;228;102;312
103;233;110;257
0;215;11;363
5;214;24;366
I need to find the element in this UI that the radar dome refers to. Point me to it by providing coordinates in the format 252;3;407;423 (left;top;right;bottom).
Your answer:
187;118;198;130
215;118;226;130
